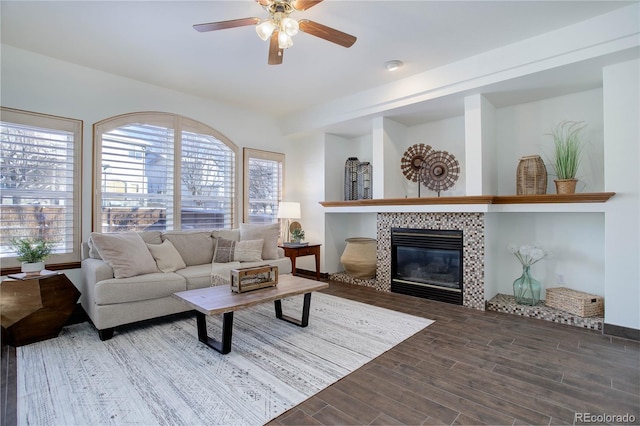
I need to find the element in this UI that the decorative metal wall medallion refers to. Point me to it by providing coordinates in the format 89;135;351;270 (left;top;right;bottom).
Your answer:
420;150;460;195
400;143;433;182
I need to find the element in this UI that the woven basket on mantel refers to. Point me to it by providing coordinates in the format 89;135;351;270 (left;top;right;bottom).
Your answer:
516;155;547;195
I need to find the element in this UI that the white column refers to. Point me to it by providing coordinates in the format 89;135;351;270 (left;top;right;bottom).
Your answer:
603;59;640;331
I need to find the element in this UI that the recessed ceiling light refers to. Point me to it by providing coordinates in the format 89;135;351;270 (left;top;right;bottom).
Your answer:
385;60;403;71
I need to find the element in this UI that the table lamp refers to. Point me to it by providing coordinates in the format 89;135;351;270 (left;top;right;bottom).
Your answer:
276;201;301;243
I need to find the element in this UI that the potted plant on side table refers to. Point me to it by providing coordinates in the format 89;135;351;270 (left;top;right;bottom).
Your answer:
548;120;586;194
290;229;305;244
10;237;54;276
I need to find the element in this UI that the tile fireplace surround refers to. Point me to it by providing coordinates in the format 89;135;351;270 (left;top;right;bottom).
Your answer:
375;212;485;310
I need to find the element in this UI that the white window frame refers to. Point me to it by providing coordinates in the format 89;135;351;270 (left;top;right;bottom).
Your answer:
243;148;285;224
93;112;238;232
0;107;83;268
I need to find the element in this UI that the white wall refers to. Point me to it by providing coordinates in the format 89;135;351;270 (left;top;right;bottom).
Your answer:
603;59;640;330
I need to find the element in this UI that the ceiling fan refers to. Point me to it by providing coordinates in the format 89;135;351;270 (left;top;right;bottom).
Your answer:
193;0;357;65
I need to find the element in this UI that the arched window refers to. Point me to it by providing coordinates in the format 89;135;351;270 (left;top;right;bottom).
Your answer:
93;112;237;233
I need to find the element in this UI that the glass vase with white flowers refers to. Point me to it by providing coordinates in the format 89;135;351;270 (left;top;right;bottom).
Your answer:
507;244;550;305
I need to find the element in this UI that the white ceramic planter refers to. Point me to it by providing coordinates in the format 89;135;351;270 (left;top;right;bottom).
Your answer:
21;261;45;275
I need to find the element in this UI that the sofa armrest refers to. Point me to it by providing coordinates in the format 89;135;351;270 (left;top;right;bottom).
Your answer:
277;247;285;258
82;258;114;290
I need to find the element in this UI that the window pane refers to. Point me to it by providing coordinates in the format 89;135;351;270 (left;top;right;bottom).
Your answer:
181;130;235;230
243;148;284;225
100;123;174;232
0;110;81;265
248;157;282;224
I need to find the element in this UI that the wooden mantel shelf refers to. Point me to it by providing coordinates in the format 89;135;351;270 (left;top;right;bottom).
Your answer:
320;192;615;208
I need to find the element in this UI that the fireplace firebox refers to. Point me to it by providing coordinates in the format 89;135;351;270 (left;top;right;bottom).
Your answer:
391;227;463;305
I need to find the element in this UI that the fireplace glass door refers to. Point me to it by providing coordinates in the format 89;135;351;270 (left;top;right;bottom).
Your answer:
391;228;463;305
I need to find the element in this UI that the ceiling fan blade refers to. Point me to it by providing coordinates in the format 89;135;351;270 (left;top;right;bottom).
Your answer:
268;32;284;65
299;20;356;48
193;17;260;32
291;0;323;11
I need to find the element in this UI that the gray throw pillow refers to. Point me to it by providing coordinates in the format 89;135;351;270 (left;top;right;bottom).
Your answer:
213;238;236;263
213;238;264;263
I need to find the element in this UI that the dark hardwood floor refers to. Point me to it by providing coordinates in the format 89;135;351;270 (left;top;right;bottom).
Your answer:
270;282;639;426
2;281;639;425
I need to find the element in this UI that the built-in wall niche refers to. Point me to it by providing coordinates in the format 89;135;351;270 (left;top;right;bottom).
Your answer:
494;88;605;196
323;213;377;276
404;115;466;198
484;212;605;302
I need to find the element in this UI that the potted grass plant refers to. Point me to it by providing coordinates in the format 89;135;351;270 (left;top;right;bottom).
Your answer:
548;120;586;194
10;237;54;275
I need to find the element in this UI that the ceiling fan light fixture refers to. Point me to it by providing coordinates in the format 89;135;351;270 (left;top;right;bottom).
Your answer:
256;20;276;41
385;60;403;71
278;31;293;49
281;17;299;36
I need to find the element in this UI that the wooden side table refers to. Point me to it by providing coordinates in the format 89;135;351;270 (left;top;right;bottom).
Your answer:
1;273;81;346
280;244;321;280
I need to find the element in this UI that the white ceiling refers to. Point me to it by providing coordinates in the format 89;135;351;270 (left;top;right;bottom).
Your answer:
1;1;635;124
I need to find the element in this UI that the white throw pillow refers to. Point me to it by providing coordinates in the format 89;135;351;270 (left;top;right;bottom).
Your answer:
90;231;159;279
146;240;186;273
234;239;264;262
240;223;280;260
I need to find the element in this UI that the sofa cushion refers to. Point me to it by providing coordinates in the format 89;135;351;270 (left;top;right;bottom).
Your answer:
94;272;186;305
88;230;162;259
146;240;186;273
240;223;280;260
212;229;240;242
175;264;221;290
90;231;159;279
162;231;215;266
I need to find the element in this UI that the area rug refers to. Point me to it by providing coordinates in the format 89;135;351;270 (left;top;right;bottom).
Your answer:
17;293;433;425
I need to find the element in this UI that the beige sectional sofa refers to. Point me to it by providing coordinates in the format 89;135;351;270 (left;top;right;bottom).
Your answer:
80;224;291;340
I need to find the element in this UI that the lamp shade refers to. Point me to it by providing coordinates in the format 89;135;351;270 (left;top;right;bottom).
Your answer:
277;201;301;219
256;20;276;41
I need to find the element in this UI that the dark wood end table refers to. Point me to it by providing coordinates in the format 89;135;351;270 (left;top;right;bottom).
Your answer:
1;273;81;346
280;243;321;280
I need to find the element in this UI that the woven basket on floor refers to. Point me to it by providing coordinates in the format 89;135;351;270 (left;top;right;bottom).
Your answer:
545;287;604;317
516;155;547;195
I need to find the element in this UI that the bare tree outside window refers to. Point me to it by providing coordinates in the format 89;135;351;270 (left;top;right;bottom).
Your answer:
0;108;82;266
243;149;284;224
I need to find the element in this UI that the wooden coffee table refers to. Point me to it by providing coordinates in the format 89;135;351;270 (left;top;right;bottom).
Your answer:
173;274;328;354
